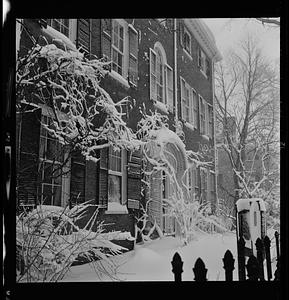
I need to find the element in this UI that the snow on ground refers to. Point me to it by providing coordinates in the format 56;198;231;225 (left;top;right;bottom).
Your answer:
61;231;240;282
61;228;278;282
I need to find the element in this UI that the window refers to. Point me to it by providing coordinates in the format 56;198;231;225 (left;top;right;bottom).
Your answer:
108;147;127;208
181;78;191;122
198;48;210;77
183;27;192;56
194;167;200;199
47;19;69;37
150;44;173;107
101;19;138;86
39;116;64;206
112;21;124;75
180;78;197;126
47;19;77;43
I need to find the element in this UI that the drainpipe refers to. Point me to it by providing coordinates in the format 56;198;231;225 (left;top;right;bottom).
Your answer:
173;18;178;125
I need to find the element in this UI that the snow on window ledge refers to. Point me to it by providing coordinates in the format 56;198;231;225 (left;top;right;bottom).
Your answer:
184;121;196;132
201;134;210;141
41;26;77;52
105;202;129;214
108;70;130;89
153;100;169;115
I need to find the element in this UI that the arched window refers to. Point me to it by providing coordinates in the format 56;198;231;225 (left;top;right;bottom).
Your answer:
149;43;174;108
156;48;164;102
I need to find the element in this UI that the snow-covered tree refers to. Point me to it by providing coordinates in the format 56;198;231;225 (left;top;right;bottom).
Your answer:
215;34;280;225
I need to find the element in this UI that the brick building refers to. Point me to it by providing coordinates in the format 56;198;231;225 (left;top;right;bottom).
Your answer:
16;18;221;249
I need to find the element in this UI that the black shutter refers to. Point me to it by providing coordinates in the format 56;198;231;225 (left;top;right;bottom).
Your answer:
101;19;112;60
206;58;211;77
127;149;142;209
17;107;42;207
77;19;91;54
98;147;108;207
70;151;86;206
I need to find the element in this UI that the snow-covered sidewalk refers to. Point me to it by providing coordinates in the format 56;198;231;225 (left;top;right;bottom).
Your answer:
61;231;240;282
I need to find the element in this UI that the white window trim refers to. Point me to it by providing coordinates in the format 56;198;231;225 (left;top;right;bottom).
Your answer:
199;95;210;139
183;27;192;59
108;19;130;86
106;149;128;214
180;77;194;126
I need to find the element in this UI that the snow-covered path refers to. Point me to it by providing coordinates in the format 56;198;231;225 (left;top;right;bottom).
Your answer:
61;231;241;282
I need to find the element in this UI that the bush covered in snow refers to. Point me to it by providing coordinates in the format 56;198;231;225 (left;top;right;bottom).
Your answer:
16;203;134;282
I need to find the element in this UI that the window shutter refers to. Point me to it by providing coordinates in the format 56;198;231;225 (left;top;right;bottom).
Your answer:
206;58;211;77
205;101;209;136
101;19;112;60
128;25;139;86
180;78;185;120
198;47;202;68
149;48;157;101
165;64;174;110
17;107;42;207
98;147;108;208
198;95;202;134
189;88;193;124
127;149;142;209
179;21;184;47
70;151;86;206
77;19;91;54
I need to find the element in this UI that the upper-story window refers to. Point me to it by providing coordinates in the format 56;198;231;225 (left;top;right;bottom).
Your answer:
180;78;198;128
183;27;192;56
198;95;214;139
198;48;211;78
47;19;77;43
150;43;174;109
101;19;139;86
47;19;69;36
112;21;124;75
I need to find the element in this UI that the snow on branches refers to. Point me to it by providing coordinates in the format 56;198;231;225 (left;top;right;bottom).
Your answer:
16;43;139;162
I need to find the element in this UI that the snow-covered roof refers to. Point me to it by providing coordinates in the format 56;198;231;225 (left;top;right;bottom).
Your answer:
236;198;266;212
184;19;222;62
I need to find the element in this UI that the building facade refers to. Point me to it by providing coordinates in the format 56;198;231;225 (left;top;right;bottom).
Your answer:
16;18;221;249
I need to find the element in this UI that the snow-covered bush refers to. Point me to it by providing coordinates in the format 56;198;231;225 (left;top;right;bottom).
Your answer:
16;202;134;282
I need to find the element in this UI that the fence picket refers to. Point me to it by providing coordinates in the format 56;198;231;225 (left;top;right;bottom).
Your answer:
237;236;246;281
171;252;183;282
263;236;272;281
223;250;235;281
255;238;265;281
193;258;207;281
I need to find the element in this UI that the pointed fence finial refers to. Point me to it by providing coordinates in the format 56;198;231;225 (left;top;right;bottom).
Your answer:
193;257;207;281
171;252;183;282
223;250;235;281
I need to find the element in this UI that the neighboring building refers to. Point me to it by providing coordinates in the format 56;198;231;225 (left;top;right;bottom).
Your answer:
16;19;221;249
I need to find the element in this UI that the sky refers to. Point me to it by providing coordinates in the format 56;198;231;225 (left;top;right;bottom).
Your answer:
202;18;280;63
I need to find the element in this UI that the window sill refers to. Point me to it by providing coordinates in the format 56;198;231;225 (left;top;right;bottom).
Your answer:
105;202;129;214
108;70;130;89
201;134;210;141
184;121;197;132
153;100;169;115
